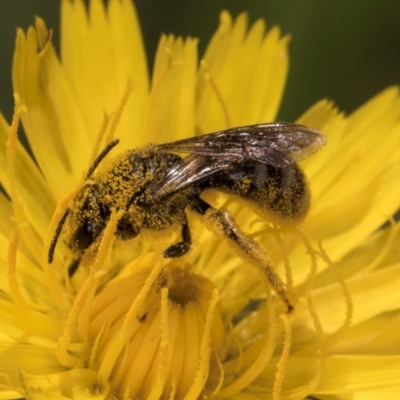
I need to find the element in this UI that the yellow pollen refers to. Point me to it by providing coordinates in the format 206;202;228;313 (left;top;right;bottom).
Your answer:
56;209;123;367
91;209;124;272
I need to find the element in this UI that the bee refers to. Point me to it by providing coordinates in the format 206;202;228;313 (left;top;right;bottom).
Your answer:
48;122;326;312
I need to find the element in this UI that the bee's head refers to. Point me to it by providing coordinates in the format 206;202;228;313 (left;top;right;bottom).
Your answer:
66;183;110;253
47;139;120;266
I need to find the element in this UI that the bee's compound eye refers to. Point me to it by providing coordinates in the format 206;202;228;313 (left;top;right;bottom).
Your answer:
74;220;95;250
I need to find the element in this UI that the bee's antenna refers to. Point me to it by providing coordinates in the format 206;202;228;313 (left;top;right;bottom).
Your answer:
48;208;70;264
68;257;81;277
48;140;120;265
86;139;120;179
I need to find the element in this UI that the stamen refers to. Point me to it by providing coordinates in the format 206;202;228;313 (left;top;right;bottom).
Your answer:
318;242;353;345
98;258;168;382
168;380;177;400
8;94;66;304
218;283;276;397
91;208;124;273
230;334;244;375
296;230;319;296
55;269;96;367
56;209;122;367
7;95;42;257
142;39;186;139
272;225;293;291
7;93;26;202
364;218;400;273
7;228;29;308
200;60;232;129
305;294;327;393
272;313;292;400
210;354;224;397
184;288;220;399
89;320;108;370
105;79;133;145
148;287;170;399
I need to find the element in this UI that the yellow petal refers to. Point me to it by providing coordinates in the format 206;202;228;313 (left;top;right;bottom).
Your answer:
297;263;400;332
311;87;400;200
316;355;400;395
143;35;198;144
0;113;55;239
331;311;400;355
61;0;149;151
12;19;90;196
196;11;289;133
18;369;108;400
297;99;347;180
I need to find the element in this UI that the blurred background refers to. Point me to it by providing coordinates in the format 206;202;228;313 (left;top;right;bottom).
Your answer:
0;0;399;123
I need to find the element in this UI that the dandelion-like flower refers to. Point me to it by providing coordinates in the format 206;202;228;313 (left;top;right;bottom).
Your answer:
1;0;400;399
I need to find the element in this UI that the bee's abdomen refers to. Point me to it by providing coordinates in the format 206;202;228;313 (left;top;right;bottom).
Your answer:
205;162;310;224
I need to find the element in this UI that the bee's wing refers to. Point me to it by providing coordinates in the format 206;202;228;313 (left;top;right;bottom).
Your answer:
145;155;231;202
158;122;326;168
147;122;326;202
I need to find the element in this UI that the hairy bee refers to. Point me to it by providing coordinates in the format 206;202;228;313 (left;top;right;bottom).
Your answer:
48;122;326;312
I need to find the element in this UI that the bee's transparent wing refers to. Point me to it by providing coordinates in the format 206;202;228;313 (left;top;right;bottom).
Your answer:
158;122;326;168
145;155;231;202
148;122;326;202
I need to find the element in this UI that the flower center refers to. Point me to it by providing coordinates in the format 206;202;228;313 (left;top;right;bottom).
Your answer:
88;259;224;399
167;263;215;306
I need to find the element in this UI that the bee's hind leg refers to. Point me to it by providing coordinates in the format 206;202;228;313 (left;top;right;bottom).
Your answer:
163;217;192;258
191;197;294;313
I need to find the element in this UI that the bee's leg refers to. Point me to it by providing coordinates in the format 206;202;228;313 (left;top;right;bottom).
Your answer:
192;197;293;313
163;217;192;258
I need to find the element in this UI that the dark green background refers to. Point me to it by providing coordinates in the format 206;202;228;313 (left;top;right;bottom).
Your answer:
1;0;399;123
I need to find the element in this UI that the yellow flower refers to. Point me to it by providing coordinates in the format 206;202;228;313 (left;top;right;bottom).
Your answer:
1;0;400;399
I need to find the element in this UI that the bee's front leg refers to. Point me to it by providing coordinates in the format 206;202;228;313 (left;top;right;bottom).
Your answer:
163;217;192;258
